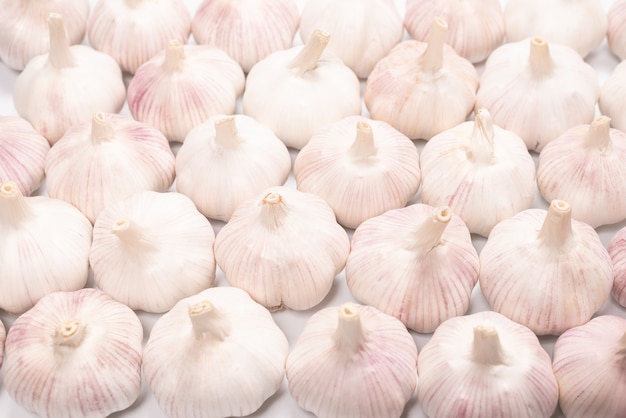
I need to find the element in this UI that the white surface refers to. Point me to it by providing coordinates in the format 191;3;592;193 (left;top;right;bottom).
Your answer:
0;0;624;417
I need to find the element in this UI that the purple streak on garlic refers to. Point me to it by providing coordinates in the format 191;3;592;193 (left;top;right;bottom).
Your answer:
192;0;299;74
299;0;403;78
404;0;504;64
608;226;626;308
45;112;175;223
420;108;536;236
608;0;626;60
0;116;50;196
87;0;191;74
175;114;291;222
143;287;288;418
553;315;626;418
479;200;613;336
90;191;216;313
346;204;479;333
215;186;350;310
0;0;89;71
475;37;599;152
13;13;126;145
127;40;245;143
0;181;92;314
242;29;362;150
599;60;626;133
293;116;421;229
418;311;558;418
364;18;479;140
3;289;143;418
286;302;418;418
537;116;626;228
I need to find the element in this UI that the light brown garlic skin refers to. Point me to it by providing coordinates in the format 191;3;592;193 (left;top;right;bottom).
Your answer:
608;0;626;60
609;227;626;308
599;60;626;133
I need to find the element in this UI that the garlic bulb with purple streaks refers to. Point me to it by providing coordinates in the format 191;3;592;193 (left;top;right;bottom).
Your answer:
608;226;626;308
608;0;626;60
599;60;626;133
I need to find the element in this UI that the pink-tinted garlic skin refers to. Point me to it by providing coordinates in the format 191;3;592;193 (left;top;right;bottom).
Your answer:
608;226;626;308
0;319;5;368
599;60;626;133
608;0;626;60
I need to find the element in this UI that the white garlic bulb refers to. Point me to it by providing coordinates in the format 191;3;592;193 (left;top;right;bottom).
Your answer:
3;289;143;418
420;108;536;236
608;0;626;60
404;0;504;64
299;0;403;78
175;114;291;222
476;37;599;152
537;116;626;228
286;302;418;418
293;116;421;229
479;199;613;336
0;319;4;368
143;287;288;418
346;204;479;333
127;40;245;143
13;13;126;145
608;226;626;308
0;182;92;314
45;112;176;223
242;29;362;150
90;191;216;313
504;0;607;58
418;311;558;418
215;186;350;311
87;0;191;74
0;0;89;71
599;60;626;133
553;315;626;418
192;0;299;73
364;18;479;140
0;116;50;196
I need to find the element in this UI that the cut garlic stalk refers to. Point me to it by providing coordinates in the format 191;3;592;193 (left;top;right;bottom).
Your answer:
608;226;626;308
608;0;626;60
599;60;626;133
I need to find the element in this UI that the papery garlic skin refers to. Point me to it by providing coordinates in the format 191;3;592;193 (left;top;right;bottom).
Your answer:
299;0;403;78
3;289;143;418
608;0;626;60
404;0;504;64
476;37;599;152
418;311;558;418
175;114;291;222
45;112;175;223
0;116;50;196
286;302;418;418
90;191;216;313
87;0;191;74
537;116;626;228
0;0;89;71
143;287;288;418
599;60;626;133
0;319;5;368
479;200;613;335
346;204;479;333
215;186;350;310
192;0;299;73
0;182;92;314
608;226;626;308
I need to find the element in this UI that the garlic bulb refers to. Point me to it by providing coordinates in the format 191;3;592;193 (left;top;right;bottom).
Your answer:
608;226;626;308
608;0;626;60
0;0;89;71
215;186;350;311
537;116;626;228
127;40;245;143
192;0;299;73
143;287;288;418
0;182;92;314
476;37;599;152
242;29;362;150
404;0;504;64
293;116;421;228
0;319;4;368
175;114;291;222
90;191;216;313
87;0;191;74
504;0;607;58
299;0;403;78
479;200;613;336
13;13;126;145
45;112;175;223
364;18;479;140
420;108;536;236
418;311;558;418
0;116;50;196
346;204;479;333
552;315;626;418
286;302;418;418
599;60;626;133
3;288;143;418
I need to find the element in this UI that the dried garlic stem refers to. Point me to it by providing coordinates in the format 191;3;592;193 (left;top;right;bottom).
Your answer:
214;116;242;148
529;37;553;76
112;219;158;251
189;301;231;341
163;40;185;73
289;29;330;76
420;18;448;72
538;200;573;249
54;319;85;348
335;303;365;354
260;193;288;229
471;326;505;365
0;182;33;225
90;112;116;144
408;207;451;250
468;109;495;163
48;13;75;69
584;116;612;152
349;121;377;162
